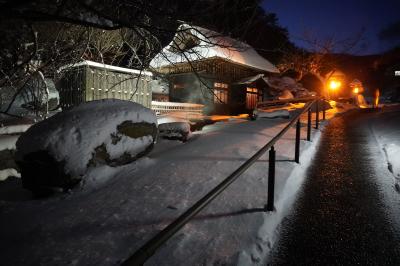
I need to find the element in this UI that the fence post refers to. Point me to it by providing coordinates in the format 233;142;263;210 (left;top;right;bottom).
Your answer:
322;98;326;120
307;108;311;141
295;119;301;163
266;146;276;212
315;99;319;129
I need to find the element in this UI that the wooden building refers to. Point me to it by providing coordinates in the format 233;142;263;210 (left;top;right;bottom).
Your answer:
150;24;280;114
57;60;153;109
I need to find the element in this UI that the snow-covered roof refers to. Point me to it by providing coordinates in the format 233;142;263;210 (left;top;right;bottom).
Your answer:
150;24;279;74
59;60;153;76
235;74;267;85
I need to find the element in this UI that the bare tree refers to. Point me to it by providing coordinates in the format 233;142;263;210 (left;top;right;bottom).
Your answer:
277;29;367;96
0;0;289;116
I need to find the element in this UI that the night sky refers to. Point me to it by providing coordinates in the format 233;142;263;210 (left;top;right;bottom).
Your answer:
262;0;400;55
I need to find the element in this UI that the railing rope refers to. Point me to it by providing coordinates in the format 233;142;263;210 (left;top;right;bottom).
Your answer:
122;99;318;266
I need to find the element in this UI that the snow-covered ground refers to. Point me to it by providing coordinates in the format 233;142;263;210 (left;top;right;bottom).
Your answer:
0;102;354;266
369;105;400;187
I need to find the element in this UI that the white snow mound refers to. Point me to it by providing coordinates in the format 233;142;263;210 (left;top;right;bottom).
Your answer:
385;143;400;178
0;168;20;181
16;99;157;177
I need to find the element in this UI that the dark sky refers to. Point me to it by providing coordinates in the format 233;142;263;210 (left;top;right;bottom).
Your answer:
262;0;400;55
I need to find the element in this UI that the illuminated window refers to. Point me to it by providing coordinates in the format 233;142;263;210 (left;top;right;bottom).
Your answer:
214;82;228;89
214;89;228;104
246;87;258;93
213;82;228;104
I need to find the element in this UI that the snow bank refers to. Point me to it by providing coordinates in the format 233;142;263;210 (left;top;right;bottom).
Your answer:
16;99;157;178
241;131;323;264
384;144;400;178
0;135;19;151
0;168;20;181
0;124;32;135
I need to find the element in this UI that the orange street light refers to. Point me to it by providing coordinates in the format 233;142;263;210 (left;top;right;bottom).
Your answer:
353;87;359;94
329;80;341;90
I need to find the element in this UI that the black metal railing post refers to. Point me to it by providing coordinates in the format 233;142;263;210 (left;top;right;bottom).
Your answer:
315;99;319;129
266;146;276;212
307;109;311;141
295;119;301;163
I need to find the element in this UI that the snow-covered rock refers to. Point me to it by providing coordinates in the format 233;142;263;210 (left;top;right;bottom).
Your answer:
15;99;157;193
159;122;191;141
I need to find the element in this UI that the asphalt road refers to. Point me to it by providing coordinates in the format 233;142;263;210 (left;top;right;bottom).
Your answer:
268;108;400;265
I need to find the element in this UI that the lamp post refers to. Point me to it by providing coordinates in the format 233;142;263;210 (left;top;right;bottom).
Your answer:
327;79;341;100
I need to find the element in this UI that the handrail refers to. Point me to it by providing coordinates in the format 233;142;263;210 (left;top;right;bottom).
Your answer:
256;96;317;109
122;98;319;266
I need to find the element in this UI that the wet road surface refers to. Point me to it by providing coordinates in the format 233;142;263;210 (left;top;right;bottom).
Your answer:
268;109;400;265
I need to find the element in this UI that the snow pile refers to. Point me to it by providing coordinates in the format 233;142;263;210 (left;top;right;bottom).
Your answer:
0;124;32;135
16;99;157;179
241;130;323;264
0;168;20;181
0;126;28;182
0;135;19;151
384;144;400;178
265;76;311;98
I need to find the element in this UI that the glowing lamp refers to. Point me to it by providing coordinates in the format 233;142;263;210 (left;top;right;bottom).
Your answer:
353;87;359;94
329;80;341;90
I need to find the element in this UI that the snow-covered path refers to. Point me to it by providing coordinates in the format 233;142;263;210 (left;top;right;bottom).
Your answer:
0;108;327;266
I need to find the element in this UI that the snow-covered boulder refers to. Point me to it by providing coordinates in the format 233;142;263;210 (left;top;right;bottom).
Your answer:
15;99;157;193
158;122;191;142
